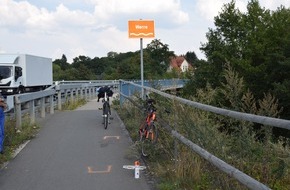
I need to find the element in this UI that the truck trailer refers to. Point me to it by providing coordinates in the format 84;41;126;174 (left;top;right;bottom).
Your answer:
0;54;53;96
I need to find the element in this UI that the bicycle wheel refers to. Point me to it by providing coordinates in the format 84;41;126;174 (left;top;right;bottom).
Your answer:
103;114;108;129
148;123;158;143
140;123;158;157
103;102;110;129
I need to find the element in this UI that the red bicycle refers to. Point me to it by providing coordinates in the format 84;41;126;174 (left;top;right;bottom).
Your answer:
139;99;158;157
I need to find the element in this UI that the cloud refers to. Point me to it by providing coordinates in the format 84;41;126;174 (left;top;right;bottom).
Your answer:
196;0;290;22
196;0;248;21
0;0;189;34
0;0;190;62
261;0;290;9
90;0;189;24
1;0;289;62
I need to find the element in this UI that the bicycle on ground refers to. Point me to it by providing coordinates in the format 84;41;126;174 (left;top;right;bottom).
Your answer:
138;98;158;157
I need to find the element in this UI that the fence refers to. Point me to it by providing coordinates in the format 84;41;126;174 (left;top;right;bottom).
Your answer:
9;81;118;130
8;79;180;131
119;80;290;190
119;78;188;103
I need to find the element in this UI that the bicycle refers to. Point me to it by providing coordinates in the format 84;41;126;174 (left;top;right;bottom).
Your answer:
101;91;111;129
139;99;158;157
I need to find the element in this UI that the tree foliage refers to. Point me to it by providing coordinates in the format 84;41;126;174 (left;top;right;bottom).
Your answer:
145;39;175;76
52;39;181;81
186;0;290;120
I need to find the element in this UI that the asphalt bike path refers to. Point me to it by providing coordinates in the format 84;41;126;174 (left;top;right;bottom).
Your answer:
0;98;152;190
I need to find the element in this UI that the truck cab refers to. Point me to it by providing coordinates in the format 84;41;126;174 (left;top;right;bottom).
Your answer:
0;55;23;95
0;54;52;96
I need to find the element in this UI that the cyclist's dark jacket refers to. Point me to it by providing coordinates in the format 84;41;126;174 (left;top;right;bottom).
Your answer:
97;86;113;101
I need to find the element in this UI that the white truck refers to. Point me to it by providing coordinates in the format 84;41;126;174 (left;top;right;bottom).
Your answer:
0;54;53;96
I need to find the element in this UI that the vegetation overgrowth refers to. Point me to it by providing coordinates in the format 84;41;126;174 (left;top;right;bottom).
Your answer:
116;74;290;189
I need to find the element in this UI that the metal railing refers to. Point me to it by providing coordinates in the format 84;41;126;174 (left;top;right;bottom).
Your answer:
119;80;290;190
9;79;181;131
10;80;119;130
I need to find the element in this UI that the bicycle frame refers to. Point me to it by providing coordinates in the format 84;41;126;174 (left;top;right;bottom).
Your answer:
145;112;156;139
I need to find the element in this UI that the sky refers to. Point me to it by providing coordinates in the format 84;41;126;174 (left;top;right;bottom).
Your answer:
0;0;289;63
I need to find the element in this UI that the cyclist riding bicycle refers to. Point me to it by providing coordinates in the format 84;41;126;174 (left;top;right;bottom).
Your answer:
97;86;113;116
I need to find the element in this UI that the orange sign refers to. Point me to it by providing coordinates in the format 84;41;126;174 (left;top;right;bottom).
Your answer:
128;20;155;38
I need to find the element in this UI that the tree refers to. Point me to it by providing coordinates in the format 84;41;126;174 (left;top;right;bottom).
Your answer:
52;63;63;81
196;0;290;119
72;55;92;68
183;59;213;96
107;51;118;58
185;51;198;65
75;64;95;80
53;54;70;70
146;39;175;77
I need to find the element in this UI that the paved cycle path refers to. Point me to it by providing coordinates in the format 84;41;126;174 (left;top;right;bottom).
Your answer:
0;98;153;190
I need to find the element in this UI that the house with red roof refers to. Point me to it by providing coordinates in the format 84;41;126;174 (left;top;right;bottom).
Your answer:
168;56;192;73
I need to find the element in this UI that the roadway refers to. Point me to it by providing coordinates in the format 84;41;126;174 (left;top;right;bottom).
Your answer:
0;98;153;190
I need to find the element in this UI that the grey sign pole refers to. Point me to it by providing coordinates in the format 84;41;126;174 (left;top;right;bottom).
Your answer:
128;19;154;100
140;38;144;99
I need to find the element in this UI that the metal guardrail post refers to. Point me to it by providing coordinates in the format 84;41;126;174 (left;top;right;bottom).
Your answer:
29;100;35;124
41;97;45;118
77;88;80;100
85;87;88;100
119;80;123;106
64;89;68;100
70;88;74;103
49;95;54;114
90;87;93;99
89;88;91;99
57;90;62;110
94;87;97;98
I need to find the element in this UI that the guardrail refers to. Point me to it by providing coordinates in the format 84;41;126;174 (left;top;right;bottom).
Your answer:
8;79;181;131
119;78;187;103
10;81;118;130
119;80;290;190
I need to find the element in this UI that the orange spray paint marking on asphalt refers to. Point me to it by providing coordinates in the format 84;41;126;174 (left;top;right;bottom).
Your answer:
88;165;112;174
103;136;120;140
